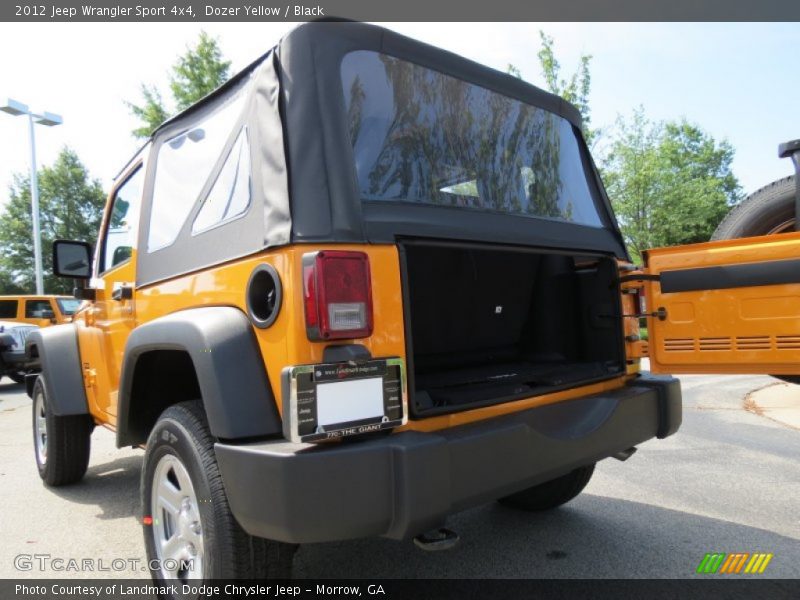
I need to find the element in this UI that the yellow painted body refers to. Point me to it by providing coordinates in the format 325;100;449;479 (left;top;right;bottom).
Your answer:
74;240;634;432
0;295;77;326
73;162;800;437
70;155;642;434
644;232;800;375
77;155;800;436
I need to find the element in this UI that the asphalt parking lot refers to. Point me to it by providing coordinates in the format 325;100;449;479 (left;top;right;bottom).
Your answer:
0;371;798;580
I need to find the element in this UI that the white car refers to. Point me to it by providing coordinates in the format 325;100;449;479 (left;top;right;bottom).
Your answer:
0;320;38;384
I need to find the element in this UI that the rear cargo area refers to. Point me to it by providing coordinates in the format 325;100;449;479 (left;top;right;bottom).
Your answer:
402;242;625;416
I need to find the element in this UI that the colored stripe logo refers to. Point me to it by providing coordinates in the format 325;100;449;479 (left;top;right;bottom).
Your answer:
696;553;773;574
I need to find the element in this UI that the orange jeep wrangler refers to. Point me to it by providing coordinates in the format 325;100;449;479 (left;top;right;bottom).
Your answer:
0;294;81;326
24;22;800;587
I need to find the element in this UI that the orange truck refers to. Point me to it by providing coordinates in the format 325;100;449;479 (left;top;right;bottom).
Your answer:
0;294;81;326
0;295;81;383
23;22;800;590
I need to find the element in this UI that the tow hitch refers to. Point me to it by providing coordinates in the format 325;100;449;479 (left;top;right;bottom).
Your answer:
413;527;460;551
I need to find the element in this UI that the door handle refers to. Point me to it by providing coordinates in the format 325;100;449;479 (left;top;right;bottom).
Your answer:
111;285;133;302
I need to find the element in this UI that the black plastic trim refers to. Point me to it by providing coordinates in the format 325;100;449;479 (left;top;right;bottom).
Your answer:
52;239;93;280
626;373;682;439
116;307;282;447
322;344;372;363
215;382;679;544
246;263;282;329
23;326;89;415
660;258;800;293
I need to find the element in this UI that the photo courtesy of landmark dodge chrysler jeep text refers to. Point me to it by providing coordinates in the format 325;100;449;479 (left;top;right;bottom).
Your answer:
24;22;800;591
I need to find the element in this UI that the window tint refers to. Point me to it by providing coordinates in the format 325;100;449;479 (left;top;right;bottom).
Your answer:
341;51;603;227
192;128;251;234
25;300;54;318
0;300;17;318
102;167;144;273
148;91;247;252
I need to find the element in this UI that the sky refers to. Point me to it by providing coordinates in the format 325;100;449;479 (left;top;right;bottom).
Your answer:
0;22;798;213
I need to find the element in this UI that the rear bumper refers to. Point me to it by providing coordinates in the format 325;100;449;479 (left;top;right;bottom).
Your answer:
215;374;681;544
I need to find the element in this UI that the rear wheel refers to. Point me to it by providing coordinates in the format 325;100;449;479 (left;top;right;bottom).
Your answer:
32;376;93;486
712;175;800;385
498;464;595;511
142;401;294;590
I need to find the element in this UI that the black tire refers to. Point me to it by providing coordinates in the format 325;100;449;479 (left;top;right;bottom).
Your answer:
712;175;800;385
142;401;294;590
9;371;26;385
498;464;595;511
712;175;796;240
32;376;92;486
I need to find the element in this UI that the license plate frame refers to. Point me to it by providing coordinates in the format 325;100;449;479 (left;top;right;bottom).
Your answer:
282;357;406;443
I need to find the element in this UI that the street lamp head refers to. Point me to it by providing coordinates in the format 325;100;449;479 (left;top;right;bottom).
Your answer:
0;98;30;116
36;112;63;127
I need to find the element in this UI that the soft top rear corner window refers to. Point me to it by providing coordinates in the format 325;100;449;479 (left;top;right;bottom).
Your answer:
341;51;603;228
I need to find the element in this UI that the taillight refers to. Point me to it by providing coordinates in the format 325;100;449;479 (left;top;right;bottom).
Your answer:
303;250;373;340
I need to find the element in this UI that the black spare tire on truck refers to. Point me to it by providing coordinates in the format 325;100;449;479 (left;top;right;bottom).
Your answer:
712;174;800;385
712;175;796;239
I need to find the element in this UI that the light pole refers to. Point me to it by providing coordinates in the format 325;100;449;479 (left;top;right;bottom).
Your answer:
1;98;63;295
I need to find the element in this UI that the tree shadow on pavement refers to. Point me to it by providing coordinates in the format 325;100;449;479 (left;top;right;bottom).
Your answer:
294;495;800;579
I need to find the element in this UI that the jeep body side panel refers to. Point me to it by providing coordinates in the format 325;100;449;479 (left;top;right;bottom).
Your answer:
116;307;282;447
24;325;89;415
129;243;635;436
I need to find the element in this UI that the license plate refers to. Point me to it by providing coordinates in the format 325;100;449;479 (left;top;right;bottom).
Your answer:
282;358;406;443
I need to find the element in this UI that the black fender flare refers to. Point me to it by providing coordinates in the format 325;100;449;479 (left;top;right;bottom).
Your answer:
24;325;89;416
116;306;282;447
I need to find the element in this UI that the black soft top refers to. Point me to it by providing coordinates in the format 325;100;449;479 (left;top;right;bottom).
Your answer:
137;22;626;287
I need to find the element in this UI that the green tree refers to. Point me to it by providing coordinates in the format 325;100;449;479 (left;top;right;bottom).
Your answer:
537;32;594;144
509;31;596;145
0;148;106;294
602;109;741;262
127;31;231;138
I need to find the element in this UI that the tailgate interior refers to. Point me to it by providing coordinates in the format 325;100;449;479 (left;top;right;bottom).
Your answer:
401;241;625;416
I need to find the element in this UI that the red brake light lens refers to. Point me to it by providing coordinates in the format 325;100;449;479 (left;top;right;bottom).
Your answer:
303;251;373;340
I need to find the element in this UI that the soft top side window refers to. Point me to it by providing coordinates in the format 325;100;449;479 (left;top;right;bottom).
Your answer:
147;91;247;253
191;127;252;235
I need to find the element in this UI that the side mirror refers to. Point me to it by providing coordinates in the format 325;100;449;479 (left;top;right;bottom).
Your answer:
53;240;93;279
